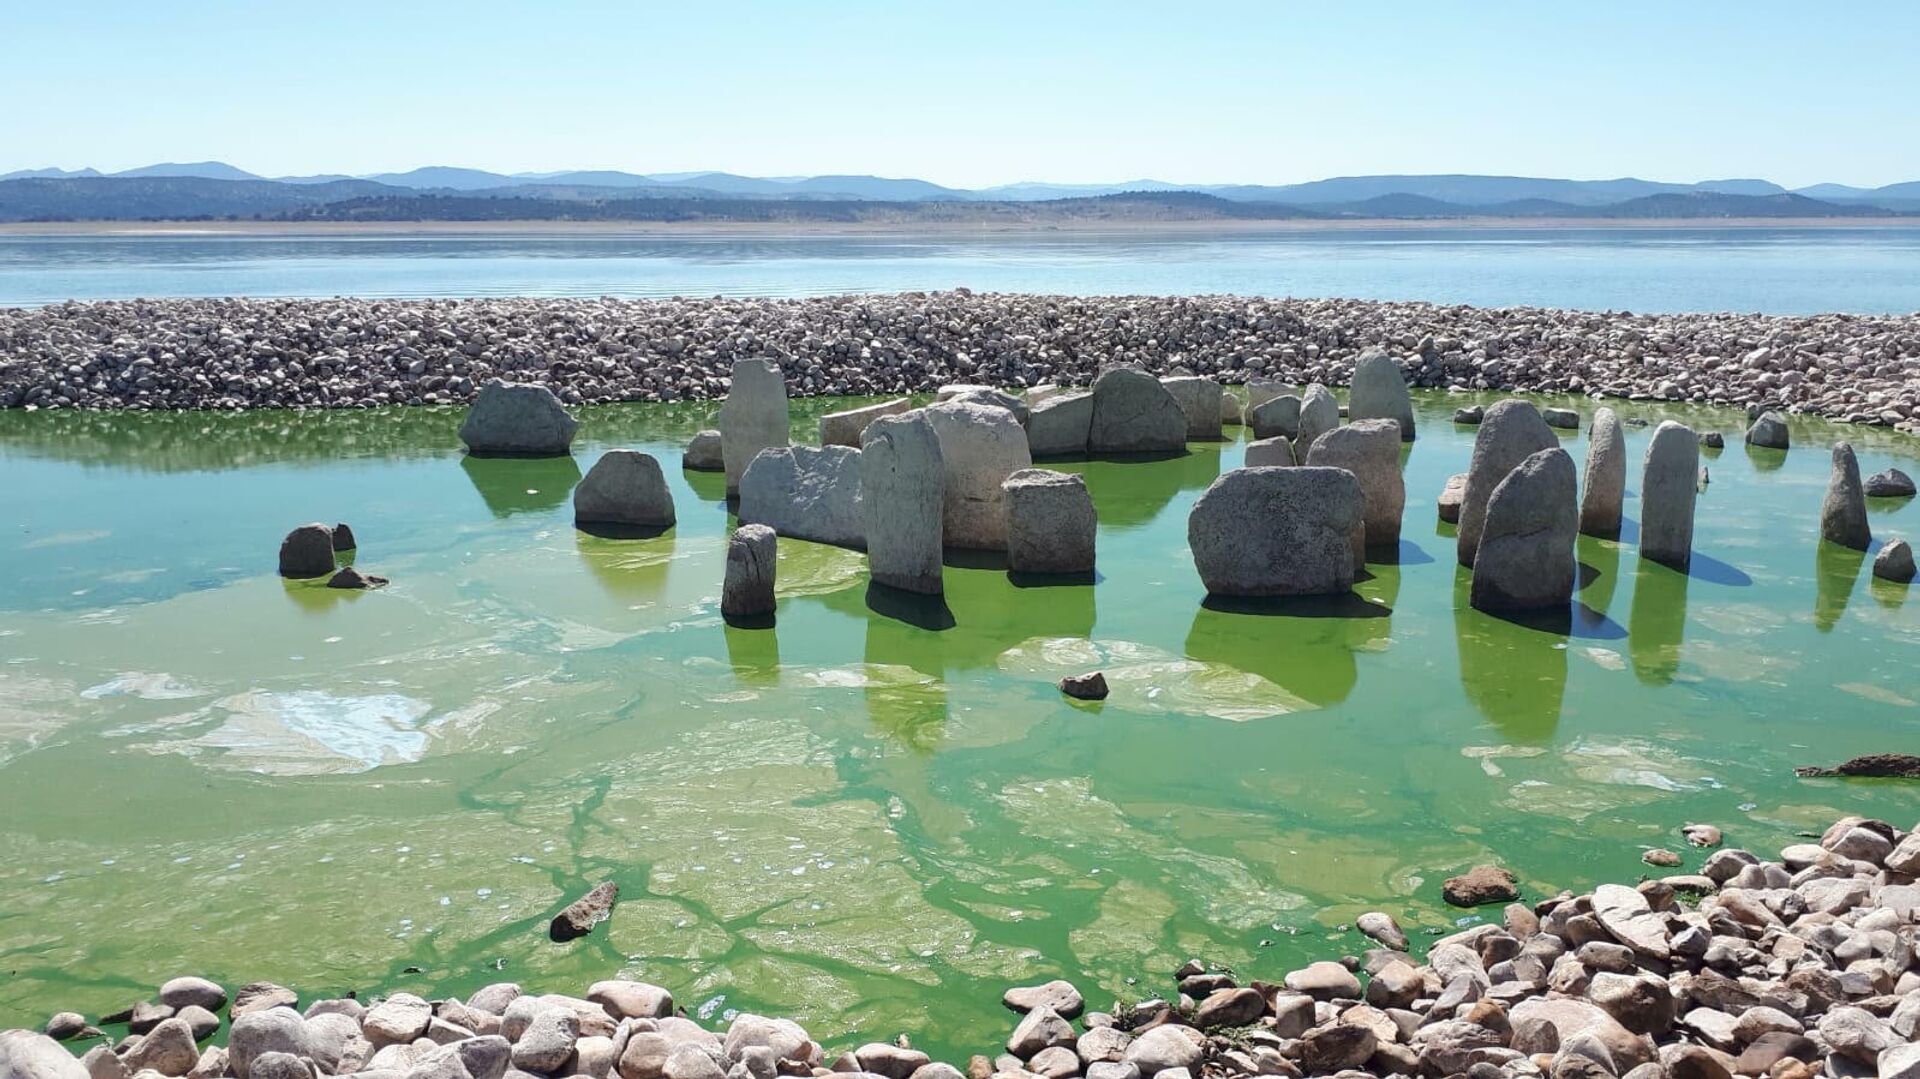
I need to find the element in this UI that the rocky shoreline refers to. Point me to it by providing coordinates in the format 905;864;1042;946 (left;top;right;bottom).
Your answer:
2;295;1916;432
7;814;1919;1079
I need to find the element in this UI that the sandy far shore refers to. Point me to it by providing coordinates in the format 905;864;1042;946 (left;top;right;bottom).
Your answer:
0;216;1915;239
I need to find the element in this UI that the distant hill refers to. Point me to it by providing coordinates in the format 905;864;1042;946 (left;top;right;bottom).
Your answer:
0;176;402;221
0;166;104;180
111;161;263;181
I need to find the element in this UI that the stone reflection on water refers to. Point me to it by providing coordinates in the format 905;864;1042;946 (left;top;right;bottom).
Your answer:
1;392;1918;1057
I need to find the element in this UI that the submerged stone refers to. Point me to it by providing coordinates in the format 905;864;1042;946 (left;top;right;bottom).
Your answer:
278;523;336;579
574;450;676;529
683;429;724;471
1746;410;1790;450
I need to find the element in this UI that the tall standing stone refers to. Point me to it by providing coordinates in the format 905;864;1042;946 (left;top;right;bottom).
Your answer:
1458;400;1558;567
717;359;790;495
1161;375;1224;441
1188;467;1364;596
722;525;777;620
458;380;579;457
1580;406;1627;538
860;413;945;594
1471;448;1578;613
574;450;676;529
1348;351;1416;441
1088;368;1186;454
923;401;1032;550
1305;418;1405;550
1296;384;1341;456
1820;442;1871;550
1003;469;1097;574
1640;421;1700;570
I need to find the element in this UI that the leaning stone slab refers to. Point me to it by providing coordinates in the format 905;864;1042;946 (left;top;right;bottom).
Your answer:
1295;384;1341;456
1188;467;1363;596
1245;436;1294;467
819;398;910;448
1641;420;1700;569
1458;400;1558;567
722;525;777;620
1247;394;1301;441
1160;375;1224;441
1347;350;1415;441
860;413;944;595
1580;406;1626;538
1305;418;1405;550
924;401;1032;550
683;429;723;471
1471;448;1577;613
1820;442;1871;550
738;446;865;549
1746;410;1790;449
458;380;578;457
1088;368;1186;454
279;523;336;579
717;359;790;494
1027;392;1094;457
574;451;676;529
1004;469;1096;574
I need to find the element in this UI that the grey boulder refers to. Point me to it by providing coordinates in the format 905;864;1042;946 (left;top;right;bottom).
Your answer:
1641;421;1700;569
1865;468;1915;498
1188;467;1363;596
1160;375;1223;441
278;523;337;579
722;525;778;620
1003;469;1096;575
1027;391;1093;458
574;451;676;529
1244;436;1294;468
1580;407;1626;538
1471;448;1577;613
1458;399;1558;567
683;430;724;472
1745;410;1790;450
819;398;910;447
717;358;790;495
1347;350;1415;441
924;401;1032;551
860;412;945;595
738;445;866;549
1087;368;1185;454
458;380;577;457
1295;384;1341;454
1304;417;1404;551
1874;539;1915;583
1820;442;1871;550
1247;394;1300;442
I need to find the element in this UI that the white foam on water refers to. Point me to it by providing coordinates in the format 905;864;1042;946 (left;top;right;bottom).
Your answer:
81;672;205;701
177;690;434;774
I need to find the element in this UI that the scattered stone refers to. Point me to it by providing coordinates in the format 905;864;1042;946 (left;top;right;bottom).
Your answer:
684;429;725;471
1003;469;1096;575
42;1013;87;1042
1444;865;1519;907
574;450;677;529
1437;472;1467;523
329;524;356;552
1001;982;1084;1020
1682;824;1722;848
1542;407;1580;430
229;983;297;1018
1458;400;1558;567
1295;384;1341;454
1641;849;1681;867
1057;672;1109;701
1006;1007;1075;1058
549;880;618;941
1745;411;1790;450
1820;442;1871;549
860;412;945;595
1087;368;1186;454
458;380;578;457
1027;392;1094;458
1454;405;1485;425
1347;350;1416;441
738;445;866;549
278;524;336;579
1793;753;1920;778
1355;912;1408;951
820;398;911;447
325;566;387;590
717;358;790;495
1640;420;1700;569
1471;448;1578;613
1865;467;1916;497
1243;436;1293;467
949;387;1030;428
1188;467;1364;596
1700;431;1725;449
722;525;778;622
1247;394;1301;442
1875;538;1916;582
1579;407;1626;537
0;1030;89;1079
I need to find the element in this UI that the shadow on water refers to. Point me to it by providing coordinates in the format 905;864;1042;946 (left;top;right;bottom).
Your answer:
1482;600;1626;640
1684;550;1753;587
574;521;673;541
575;530;674;603
1076;444;1222;529
1453;581;1568;743
1199;591;1392;619
1577;536;1623;614
460;454;582;517
1814;542;1867;632
1869;574;1911;609
1008;569;1100;588
1628;558;1690;685
681;466;729;504
1614;516;1641;545
1373;539;1435;566
722;619;780;684
943;548;1010;572
280;575;363;613
1745;443;1788;473
1184;591;1385;708
864;583;957;631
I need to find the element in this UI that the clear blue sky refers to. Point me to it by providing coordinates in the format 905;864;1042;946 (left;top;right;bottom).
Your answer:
5;1;1915;188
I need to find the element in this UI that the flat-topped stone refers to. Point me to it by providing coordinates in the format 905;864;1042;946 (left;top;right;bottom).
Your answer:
924;401;1032;551
1003;469;1096;575
1088;368;1185;454
1027;392;1093;457
738;446;865;549
860;413;945;595
820;398;911;447
1244;436;1294;467
1347;350;1415;441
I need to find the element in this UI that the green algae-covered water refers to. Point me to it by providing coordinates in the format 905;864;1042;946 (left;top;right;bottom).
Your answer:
2;393;1917;1057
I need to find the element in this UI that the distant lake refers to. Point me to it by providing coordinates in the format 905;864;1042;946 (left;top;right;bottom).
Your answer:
3;225;1920;313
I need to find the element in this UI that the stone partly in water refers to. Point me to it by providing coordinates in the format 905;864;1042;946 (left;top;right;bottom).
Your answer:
573;450;677;529
458;380;579;457
550;880;619;942
1542;407;1580;431
1579;406;1627;538
1027;391;1094;458
1244;436;1294;468
1159;375;1224;441
819;398;911;447
1304;418;1405;551
1437;473;1467;524
860;413;945;595
722;525;778;622
278;524;337;579
1865;467;1916;498
1003;469;1097;575
1087;368;1187;454
1794;753;1920;777
1218;390;1243;426
1347;350;1416;441
330;523;356;552
683;430;724;471
1471;448;1578;614
325;567;388;590
738;446;866;549
1454;405;1485;425
1874;539;1915;583
949;387;1032;430
1295;384;1341;455
1819;442;1871;550
1443;864;1519;906
1188;467;1363;597
924;401;1032;551
717;358;790;495
1247;394;1301;442
1746;410;1790;450
1641;421;1700;569
1057;672;1109;701
1457;400;1558;567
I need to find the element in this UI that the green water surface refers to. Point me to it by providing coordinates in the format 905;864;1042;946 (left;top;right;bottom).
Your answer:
1;393;1915;1059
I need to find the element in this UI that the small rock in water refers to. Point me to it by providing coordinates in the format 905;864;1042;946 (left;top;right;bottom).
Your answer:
43;1013;88;1041
1642;849;1682;867
1681;823;1722;848
329;523;356;552
683;430;724;472
550;880;619;941
1453;405;1484;425
159;977;228;1014
1542;407;1580;430
1437;472;1467;524
325;567;388;590
1699;431;1725;449
278;524;337;579
721;524;778;622
1442;864;1519;906
1874;538;1915;582
229;981;298;1017
1355;911;1408;951
1865;467;1916;498
1001;980;1084;1019
1794;753;1920;778
1057;672;1109;701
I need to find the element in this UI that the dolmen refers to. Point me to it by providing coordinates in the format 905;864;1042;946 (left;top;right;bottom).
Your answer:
722;525;777;621
574;450;676;530
717;358;789;495
819;397;910;447
1641;420;1700;569
1304;419;1404;554
1003;469;1096;575
1189;467;1363;596
1457;400;1558;567
924;400;1031;550
1347;350;1416;441
1578;406;1626;538
861;412;945;594
738;446;865;549
1087;368;1185;454
1470;448;1578;613
458;379;578;456
1820;442;1871;550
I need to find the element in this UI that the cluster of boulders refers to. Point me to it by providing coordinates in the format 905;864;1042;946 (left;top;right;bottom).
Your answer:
10;814;1920;1079
4;295;1918;433
276;522;386;589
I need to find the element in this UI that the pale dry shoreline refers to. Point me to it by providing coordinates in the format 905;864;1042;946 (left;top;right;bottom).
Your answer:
1;216;1915;239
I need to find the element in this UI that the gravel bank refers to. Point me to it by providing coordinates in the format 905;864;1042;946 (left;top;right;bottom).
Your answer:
7;814;1920;1079
2;295;1916;432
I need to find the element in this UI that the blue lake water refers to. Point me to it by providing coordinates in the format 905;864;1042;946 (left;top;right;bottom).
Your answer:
3;226;1920;313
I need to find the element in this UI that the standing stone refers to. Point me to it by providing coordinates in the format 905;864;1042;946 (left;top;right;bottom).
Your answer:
1246;380;1290;410
1820;442;1871;550
1641;421;1701;570
1247;395;1301;441
1580;407;1627;538
1220;391;1244;426
574;451;676;529
1458;400;1559;567
950;387;1031;428
1295;385;1341;456
1438;473;1467;523
1028;392;1094;457
1348;351;1416;441
458;380;578;457
860;413;945;595
1245;437;1294;467
1088;368;1186;454
738;446;865;549
1746;411;1790;450
722;525;777;620
1161;375;1224;441
1188;467;1363;596
330;524;356;552
923;401;1032;551
1874;539;1915;583
683;430;724;471
1305;418;1405;550
1542;408;1580;431
820;398;910;447
278;524;336;578
1003;469;1096;574
1471;448;1578;613
717;359;790;495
